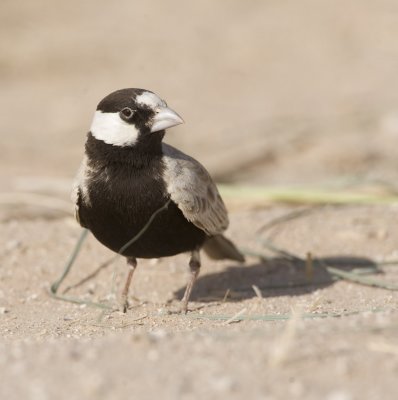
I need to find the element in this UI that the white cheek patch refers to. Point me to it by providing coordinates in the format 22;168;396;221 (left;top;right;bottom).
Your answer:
90;111;139;146
136;91;166;109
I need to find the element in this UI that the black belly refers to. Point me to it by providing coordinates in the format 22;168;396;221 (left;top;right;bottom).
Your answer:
77;170;207;258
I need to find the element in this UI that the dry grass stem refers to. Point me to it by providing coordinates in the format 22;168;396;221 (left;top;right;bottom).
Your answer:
63;256;117;294
223;308;248;325
219;184;398;206
256;206;320;234
252;285;263;299
222;289;231;302
90;314;148;329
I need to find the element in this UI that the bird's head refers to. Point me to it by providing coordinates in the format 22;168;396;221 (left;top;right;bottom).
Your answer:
89;88;184;147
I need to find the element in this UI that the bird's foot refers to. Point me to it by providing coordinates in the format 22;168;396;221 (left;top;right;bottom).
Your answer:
180;299;189;314
179;249;200;315
120;296;129;313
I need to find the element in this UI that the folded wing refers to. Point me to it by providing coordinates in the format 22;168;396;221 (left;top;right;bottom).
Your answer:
162;143;229;235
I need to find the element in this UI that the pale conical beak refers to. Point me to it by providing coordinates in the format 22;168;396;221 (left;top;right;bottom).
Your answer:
150;107;184;133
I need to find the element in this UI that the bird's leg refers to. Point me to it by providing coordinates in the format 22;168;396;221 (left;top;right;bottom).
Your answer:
181;248;201;314
121;257;137;313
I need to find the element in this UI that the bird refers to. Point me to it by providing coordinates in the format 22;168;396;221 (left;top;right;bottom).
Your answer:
72;88;244;313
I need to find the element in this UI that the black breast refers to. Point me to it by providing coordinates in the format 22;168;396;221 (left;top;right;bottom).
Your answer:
78;137;206;258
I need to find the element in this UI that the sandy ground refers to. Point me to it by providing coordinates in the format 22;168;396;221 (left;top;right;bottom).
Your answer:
1;206;398;399
2;1;398;399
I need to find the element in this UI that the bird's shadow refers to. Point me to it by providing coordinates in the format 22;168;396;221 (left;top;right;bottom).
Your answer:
173;255;379;302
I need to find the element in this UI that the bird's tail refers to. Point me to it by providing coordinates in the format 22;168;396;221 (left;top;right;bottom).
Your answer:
202;234;245;262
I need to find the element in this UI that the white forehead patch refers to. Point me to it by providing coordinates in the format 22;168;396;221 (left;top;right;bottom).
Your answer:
136;91;166;109
90;111;139;146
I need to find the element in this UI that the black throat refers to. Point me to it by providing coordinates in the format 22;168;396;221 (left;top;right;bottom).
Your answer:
85;131;165;169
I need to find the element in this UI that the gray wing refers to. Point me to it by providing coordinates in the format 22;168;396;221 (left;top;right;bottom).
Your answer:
162;143;229;235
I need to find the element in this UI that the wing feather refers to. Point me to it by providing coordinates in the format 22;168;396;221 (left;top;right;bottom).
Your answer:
162;143;229;235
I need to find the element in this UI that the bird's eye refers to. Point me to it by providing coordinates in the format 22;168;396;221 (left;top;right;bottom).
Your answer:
120;107;134;120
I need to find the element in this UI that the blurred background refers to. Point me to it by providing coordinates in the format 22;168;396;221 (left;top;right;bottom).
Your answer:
1;0;398;200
